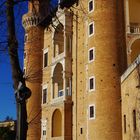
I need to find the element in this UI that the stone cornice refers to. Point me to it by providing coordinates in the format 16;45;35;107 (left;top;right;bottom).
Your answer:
121;55;140;83
22;13;42;30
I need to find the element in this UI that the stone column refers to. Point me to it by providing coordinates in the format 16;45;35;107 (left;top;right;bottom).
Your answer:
69;77;72;96
64;31;68;57
51;77;54;100
63;72;67;100
126;0;130;32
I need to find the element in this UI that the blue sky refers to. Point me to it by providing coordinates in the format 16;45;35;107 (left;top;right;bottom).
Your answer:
0;0;58;121
0;0;27;121
0;56;16;121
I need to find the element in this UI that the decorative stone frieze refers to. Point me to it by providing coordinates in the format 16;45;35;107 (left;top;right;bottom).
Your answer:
22;13;42;30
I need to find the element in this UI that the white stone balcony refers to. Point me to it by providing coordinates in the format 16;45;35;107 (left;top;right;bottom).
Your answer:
52;52;65;65
51;96;64;105
51;88;71;105
127;25;140;34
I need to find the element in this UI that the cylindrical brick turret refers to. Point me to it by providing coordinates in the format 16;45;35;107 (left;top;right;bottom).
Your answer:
22;1;45;140
72;0;126;140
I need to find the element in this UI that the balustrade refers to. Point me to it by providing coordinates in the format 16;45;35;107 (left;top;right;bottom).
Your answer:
127;25;140;34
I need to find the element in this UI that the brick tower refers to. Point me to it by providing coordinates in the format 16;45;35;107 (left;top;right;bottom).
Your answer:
22;1;49;139
22;0;128;140
71;0;126;140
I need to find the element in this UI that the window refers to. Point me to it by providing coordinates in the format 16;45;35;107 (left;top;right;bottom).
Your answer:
124;115;126;133
88;0;94;12
23;68;26;75
42;88;47;104
89;22;94;36
44;52;48;67
41;120;47;140
24;52;26;59
89;105;95;119
80;128;83;134
89;76;95;91
43;48;48;68
88;48;95;62
133;110;136;131
24;34;28;42
43;130;46;136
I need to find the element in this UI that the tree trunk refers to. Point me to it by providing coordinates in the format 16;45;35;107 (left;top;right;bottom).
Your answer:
6;0;31;139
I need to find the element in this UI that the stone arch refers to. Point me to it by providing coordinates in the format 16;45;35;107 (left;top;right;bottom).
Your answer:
53;24;64;57
51;60;64;77
53;63;63;82
128;36;140;62
53;63;64;98
52;109;62;137
128;35;140;53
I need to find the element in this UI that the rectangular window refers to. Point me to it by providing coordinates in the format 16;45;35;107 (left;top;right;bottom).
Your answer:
89;105;95;119
24;34;28;42
44;52;48;67
133;110;136;131
124;115;126;133
89;76;95;91
89;22;94;37
88;48;95;62
41;120;47;140
80;128;83;134
88;0;94;12
24;52;26;59
42;89;47;104
43;130;46;136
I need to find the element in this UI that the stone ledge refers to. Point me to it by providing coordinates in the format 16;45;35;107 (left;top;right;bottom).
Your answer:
121;54;140;83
